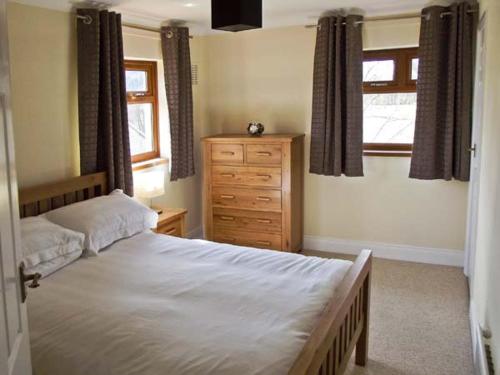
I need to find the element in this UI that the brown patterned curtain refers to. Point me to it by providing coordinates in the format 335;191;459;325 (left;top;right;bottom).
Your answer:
161;26;195;182
410;2;478;181
309;15;364;177
76;9;133;195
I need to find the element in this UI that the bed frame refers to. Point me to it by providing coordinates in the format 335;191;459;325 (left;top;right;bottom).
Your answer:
18;172;372;375
18;172;107;218
289;250;372;375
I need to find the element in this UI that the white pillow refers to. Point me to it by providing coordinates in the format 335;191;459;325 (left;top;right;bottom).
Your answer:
43;189;158;254
25;250;83;278
20;216;85;269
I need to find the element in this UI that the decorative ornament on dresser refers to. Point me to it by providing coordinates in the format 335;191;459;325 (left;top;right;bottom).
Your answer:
247;122;265;136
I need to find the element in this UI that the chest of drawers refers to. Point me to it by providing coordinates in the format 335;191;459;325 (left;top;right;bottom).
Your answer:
202;134;304;252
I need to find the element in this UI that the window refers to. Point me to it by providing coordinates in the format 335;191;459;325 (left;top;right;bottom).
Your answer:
125;60;160;163
363;48;418;156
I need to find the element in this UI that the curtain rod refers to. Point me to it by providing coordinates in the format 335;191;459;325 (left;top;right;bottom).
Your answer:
75;15;194;39
123;23;194;39
304;9;478;28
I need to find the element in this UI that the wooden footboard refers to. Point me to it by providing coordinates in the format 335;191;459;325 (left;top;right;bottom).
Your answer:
289;250;372;375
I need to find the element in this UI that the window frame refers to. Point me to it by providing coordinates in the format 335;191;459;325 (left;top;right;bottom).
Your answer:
125;60;160;163
362;47;418;157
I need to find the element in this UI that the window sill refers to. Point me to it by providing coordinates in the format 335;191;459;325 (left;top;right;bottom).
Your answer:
363;150;412;157
132;157;168;172
363;143;412;157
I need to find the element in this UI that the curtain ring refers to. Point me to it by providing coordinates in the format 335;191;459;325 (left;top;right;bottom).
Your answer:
76;14;93;25
423;13;431;21
166;30;174;39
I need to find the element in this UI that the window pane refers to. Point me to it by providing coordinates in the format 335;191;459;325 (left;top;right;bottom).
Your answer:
411;58;419;80
363;93;416;144
128;103;154;155
126;70;148;92
363;60;395;82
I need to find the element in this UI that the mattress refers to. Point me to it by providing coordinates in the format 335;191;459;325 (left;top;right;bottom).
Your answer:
28;232;352;375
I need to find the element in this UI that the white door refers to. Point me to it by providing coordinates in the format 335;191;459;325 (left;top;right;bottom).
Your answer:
0;0;33;373
464;14;487;283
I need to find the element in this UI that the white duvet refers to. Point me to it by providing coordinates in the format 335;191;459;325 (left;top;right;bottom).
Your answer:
28;232;352;375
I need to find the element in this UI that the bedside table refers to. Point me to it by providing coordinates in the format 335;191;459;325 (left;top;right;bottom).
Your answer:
154;208;187;238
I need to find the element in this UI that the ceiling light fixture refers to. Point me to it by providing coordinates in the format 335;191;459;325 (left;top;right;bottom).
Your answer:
211;0;262;32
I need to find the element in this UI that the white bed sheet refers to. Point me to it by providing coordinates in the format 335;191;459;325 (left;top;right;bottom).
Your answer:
28;232;352;375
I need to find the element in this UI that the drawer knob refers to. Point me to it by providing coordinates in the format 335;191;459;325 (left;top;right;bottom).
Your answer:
256;240;271;246
220;194;235;199
165;227;177;235
257;219;272;224
256;152;272;156
220;216;235;221
256;196;271;202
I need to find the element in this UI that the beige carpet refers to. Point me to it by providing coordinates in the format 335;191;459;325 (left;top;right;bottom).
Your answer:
303;250;474;375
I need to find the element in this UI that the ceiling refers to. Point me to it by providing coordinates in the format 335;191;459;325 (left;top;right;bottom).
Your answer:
12;0;436;35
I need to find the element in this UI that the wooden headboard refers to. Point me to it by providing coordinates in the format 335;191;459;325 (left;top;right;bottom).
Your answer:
18;172;107;218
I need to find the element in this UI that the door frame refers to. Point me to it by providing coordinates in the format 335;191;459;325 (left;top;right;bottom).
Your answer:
464;13;487;286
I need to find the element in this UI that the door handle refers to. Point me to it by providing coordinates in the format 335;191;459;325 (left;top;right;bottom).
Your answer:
19;262;41;303
468;144;476;157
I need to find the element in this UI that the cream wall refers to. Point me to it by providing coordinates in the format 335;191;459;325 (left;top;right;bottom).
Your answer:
473;0;500;370
203;22;469;250
7;2;79;187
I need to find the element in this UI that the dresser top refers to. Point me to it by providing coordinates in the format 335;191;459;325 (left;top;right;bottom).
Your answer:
202;133;305;142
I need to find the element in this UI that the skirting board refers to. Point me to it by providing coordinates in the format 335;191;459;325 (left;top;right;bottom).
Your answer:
470;300;491;375
304;235;464;267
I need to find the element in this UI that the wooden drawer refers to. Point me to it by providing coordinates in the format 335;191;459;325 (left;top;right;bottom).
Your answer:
213;208;282;234
214;228;282;250
246;144;282;165
211;143;243;163
212;187;282;212
203;134;304;253
156;218;182;237
212;165;281;188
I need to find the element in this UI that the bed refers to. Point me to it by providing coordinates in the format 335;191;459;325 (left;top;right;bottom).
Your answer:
19;172;372;375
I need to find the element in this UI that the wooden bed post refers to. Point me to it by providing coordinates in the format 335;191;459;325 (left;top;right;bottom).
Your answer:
355;270;371;366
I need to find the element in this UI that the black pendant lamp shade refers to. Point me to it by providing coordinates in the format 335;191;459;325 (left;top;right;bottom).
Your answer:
211;0;262;32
